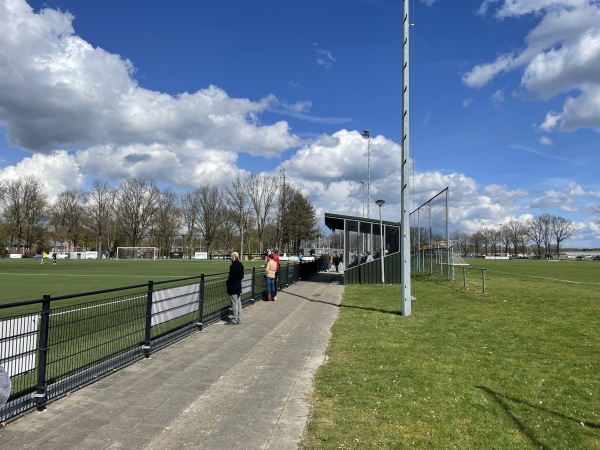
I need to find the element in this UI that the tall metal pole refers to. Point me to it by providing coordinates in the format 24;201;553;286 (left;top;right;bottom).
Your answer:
401;0;412;316
278;169;286;251
362;130;371;218
376;199;386;284
360;180;365;218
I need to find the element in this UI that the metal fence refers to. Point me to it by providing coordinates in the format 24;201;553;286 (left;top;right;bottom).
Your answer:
410;188;452;279
0;260;318;423
344;252;401;284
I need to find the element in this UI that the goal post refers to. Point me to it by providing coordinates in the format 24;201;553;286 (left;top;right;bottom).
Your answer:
116;247;159;261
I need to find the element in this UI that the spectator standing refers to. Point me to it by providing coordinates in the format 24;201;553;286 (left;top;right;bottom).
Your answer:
265;253;277;301
225;252;245;325
273;248;280;300
333;252;340;272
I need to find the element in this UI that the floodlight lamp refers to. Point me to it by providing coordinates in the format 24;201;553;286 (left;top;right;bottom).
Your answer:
375;199;385;207
362;130;370;138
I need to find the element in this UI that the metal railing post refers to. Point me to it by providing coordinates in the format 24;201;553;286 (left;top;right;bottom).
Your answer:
197;274;205;331
35;295;51;410
143;281;154;358
250;267;256;302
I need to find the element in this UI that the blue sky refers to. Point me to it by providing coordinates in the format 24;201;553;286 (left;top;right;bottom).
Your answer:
1;0;599;247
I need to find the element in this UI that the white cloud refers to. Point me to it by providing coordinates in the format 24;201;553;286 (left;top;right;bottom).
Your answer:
0;150;85;200
492;89;505;104
0;0;301;189
540;136;553;145
466;1;600;131
313;44;336;70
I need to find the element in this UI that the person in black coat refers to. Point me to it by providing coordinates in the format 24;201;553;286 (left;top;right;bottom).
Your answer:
225;251;245;325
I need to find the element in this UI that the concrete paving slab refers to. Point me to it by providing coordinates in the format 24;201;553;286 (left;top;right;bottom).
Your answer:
0;273;343;449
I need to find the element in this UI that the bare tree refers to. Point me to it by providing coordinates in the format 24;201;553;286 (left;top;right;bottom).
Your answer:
179;191;201;258
85;179;118;255
52;189;87;251
481;227;496;255
152;187;182;257
469;230;485;256
505;219;528;255
248;174;278;253
527;215;548;257
114;178;160;247
223;174;253;258
195;184;225;258
551;215;577;256
1;176;48;256
450;229;470;257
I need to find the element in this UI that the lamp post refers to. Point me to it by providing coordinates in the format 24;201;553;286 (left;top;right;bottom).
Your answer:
376;199;385;284
360;180;365;218
362;130;371;218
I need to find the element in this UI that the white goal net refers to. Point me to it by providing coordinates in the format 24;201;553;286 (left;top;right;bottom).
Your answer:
116;247;158;261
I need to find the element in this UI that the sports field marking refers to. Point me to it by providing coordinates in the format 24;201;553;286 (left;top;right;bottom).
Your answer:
493;270;600;286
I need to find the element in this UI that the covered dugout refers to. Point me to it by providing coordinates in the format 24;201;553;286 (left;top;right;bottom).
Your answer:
324;212;402;284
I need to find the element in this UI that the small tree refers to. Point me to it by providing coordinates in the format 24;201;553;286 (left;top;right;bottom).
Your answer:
551;215;577;256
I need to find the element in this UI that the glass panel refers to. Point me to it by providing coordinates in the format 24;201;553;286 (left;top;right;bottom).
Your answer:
385;225;400;255
360;221;372;257
346;220;359;268
373;223;382;259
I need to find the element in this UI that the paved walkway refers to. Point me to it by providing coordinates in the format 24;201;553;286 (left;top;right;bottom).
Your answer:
0;272;344;449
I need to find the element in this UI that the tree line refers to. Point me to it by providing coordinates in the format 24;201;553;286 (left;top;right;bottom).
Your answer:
450;214;579;258
0;174;320;259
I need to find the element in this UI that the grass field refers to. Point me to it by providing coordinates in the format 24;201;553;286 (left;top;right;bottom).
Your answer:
300;258;600;449
0;258;266;304
2;257;599;447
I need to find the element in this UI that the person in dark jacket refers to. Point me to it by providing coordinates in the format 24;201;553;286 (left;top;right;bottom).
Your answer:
225;251;245;325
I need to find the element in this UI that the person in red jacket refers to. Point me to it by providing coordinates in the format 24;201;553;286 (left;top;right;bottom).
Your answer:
273;248;280;300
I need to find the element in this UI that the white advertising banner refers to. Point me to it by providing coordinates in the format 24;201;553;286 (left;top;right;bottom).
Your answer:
241;274;253;294
151;284;200;326
0;315;39;377
194;252;208;260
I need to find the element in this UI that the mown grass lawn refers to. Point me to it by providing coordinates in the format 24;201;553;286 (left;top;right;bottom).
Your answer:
0;258;265;304
301;259;600;449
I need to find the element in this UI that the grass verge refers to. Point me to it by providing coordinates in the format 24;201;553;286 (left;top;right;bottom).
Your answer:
301;260;600;449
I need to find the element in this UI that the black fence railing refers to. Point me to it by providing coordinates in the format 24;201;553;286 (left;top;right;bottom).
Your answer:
344;252;402;284
0;260;318;423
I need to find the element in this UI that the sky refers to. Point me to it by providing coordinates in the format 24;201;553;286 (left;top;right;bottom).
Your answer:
1;0;599;248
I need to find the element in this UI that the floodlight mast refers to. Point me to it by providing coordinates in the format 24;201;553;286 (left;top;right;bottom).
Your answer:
362;130;371;218
360;180;365;218
401;0;412;316
376;199;386;285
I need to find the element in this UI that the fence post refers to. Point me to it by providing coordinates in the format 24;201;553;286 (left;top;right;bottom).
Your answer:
482;269;486;294
35;295;51;411
197;274;205;331
250;267;256;302
143;281;154;358
462;267;466;287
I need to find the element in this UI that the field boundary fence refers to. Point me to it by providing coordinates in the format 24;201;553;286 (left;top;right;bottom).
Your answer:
0;260;317;423
410;188;451;279
409;187;486;291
